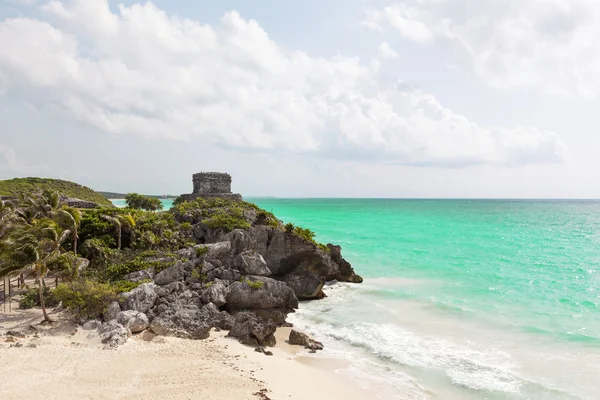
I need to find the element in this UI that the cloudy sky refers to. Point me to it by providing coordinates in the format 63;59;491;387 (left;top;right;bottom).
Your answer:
0;0;598;198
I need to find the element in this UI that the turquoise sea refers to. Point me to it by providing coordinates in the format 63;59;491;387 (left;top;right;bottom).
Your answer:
114;198;600;399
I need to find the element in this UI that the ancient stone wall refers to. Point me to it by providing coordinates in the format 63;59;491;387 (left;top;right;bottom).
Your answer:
192;172;232;194
182;172;242;201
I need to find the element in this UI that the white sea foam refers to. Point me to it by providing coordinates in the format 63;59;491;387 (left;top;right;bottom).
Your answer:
290;282;590;400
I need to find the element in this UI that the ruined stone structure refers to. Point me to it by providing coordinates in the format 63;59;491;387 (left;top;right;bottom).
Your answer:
180;172;242;202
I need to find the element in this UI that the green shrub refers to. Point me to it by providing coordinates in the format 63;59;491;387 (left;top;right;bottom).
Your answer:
203;208;250;232
125;193;163;211
191;268;206;281
240;277;263;290
247;280;263;290
54;280;118;320
285;223;295;233
293;226;316;243
19;286;59;309
195;246;208;257
318;243;330;253
105;256;176;281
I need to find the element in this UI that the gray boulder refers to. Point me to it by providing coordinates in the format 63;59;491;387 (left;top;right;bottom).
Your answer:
206;267;241;282
154;261;185;285
234;250;271;276
116;310;149;333
288;329;324;352
122;283;158;313
104;301;121;321
98;320;130;348
149;303;217;340
205;241;232;262
227;312;277;347
123;268;155;282
200;280;228;307
225;276;298;312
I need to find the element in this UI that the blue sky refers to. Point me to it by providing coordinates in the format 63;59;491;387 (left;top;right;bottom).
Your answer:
1;0;599;197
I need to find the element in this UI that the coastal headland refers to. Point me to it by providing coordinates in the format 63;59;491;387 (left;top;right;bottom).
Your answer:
0;173;365;399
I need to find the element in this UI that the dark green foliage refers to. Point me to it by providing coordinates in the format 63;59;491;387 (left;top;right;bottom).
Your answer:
0;177;113;207
256;210;280;228
111;279;152;293
105;255;176;282
125;193;163;211
19;286;59;309
240;277;264;290
172;196;185;206
285;222;295;233
54;279;118;320
79;208;131;247
203;208;250;232
191;268;206;281
131;211;194;250
318;243;331;253
293;226;316;243
80;238;114;269
196;246;208;257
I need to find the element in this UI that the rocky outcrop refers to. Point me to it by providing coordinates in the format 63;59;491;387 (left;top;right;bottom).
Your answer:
106;189;362;346
116;310;149;333
227;312;277;347
288;329;324;352
225;276;297;312
121;283;158;313
233;250;271;276
98;320;130;348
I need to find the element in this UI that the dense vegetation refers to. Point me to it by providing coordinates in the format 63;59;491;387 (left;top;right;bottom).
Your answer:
0;178;113;207
0;186;326;322
125;193;163;211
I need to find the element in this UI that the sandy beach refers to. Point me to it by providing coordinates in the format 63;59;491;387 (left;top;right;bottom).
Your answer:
0;308;370;400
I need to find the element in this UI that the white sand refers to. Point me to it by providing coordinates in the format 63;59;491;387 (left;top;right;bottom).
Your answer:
0;309;370;400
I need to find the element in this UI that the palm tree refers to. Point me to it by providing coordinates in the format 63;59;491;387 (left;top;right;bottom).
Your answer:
0;199;24;238
102;214;135;250
53;207;82;255
0;220;70;322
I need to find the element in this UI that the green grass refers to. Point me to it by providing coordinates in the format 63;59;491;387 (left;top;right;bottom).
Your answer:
0;177;113;207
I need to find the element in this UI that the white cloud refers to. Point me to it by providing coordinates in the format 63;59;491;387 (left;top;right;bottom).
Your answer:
365;0;600;97
377;41;399;59
0;0;567;167
0;143;49;176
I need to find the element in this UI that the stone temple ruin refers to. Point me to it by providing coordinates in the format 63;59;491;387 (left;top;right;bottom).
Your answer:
179;172;242;202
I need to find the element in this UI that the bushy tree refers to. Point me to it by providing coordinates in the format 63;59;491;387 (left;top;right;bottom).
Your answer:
125;193;163;211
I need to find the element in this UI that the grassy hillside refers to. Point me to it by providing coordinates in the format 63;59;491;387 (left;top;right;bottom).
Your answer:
0;177;113;207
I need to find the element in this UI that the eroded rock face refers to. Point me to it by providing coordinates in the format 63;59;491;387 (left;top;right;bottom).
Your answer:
122;283;158;313
200;280;228;307
136;195;362;342
233;250;271;276
227;312;277;347
116;310;149;333
225;276;298;312
154;261;185;285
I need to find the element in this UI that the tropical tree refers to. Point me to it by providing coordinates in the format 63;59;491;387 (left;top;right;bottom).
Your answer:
0;220;70;322
125;193;163;211
0;199;23;238
18;189;61;222
102;213;136;250
53;206;82;255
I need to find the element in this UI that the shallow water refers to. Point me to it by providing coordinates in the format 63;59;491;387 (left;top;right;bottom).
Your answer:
248;199;600;400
